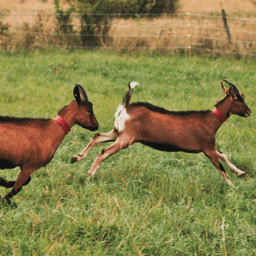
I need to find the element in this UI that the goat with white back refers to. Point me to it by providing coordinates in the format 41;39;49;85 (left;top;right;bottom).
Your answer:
0;84;98;207
71;80;251;187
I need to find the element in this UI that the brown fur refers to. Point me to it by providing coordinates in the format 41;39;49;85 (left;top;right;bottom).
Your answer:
0;84;98;207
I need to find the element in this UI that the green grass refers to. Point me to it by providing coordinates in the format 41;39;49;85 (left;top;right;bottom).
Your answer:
0;50;256;255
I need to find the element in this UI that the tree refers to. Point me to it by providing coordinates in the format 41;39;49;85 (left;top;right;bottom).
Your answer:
54;0;178;47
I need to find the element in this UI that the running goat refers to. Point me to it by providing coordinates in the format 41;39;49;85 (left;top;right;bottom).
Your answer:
71;80;251;186
0;84;98;207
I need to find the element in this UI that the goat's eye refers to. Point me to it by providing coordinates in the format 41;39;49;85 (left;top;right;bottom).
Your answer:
88;107;93;115
236;94;245;102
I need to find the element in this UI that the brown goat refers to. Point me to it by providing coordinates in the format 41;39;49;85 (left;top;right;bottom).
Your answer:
71;80;251;187
0;84;98;207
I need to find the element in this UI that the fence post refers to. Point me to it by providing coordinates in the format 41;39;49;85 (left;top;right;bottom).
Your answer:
188;34;191;57
187;13;191;57
0;18;1;51
221;9;231;43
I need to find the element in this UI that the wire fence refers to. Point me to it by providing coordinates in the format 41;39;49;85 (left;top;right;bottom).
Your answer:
1;11;256;57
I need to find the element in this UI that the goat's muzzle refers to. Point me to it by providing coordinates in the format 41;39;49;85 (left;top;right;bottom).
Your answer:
244;107;251;117
245;111;251;117
89;123;99;131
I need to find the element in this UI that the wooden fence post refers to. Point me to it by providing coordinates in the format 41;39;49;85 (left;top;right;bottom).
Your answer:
222;9;231;43
0;19;2;51
187;13;192;57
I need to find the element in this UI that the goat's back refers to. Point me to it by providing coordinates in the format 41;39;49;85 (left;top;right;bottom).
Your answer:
125;103;214;152
0;117;60;169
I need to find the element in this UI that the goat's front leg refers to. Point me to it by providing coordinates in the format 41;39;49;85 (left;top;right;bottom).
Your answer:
71;129;118;163
204;149;234;187
1;170;32;207
217;150;245;177
87;135;135;177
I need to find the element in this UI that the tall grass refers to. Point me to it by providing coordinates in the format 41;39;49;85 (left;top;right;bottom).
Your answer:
0;50;255;255
2;12;256;56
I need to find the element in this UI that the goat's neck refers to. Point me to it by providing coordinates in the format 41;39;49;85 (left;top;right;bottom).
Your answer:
212;95;233;132
215;95;233;118
48;101;77;150
57;101;77;129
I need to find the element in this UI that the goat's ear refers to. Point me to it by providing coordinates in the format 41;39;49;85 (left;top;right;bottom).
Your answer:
229;85;238;100
229;84;240;95
223;79;239;99
73;84;89;104
221;81;229;95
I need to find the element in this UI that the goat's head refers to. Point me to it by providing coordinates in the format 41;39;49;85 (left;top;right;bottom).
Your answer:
221;79;251;117
73;84;99;131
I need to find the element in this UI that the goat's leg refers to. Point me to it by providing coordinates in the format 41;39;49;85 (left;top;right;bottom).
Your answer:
204;149;234;187
0;176;31;188
0;177;15;188
217;150;245;177
1;170;32;207
87;135;135;177
71;129;118;163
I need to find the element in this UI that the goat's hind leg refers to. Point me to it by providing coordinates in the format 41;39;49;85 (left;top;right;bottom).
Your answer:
0;177;15;188
217;150;245;177
0;176;31;188
71;129;118;163
87;134;135;177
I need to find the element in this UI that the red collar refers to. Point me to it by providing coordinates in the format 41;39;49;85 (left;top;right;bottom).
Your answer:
55;116;71;134
212;107;227;123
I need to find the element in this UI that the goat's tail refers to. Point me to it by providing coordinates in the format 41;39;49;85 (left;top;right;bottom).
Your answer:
114;82;139;132
121;82;139;107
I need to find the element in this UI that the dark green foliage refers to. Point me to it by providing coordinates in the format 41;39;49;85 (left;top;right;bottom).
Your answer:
53;0;178;47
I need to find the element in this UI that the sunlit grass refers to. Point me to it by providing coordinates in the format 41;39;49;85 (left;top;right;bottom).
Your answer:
0;50;255;255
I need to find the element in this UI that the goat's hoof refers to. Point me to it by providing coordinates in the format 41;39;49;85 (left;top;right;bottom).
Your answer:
226;180;234;187
0;197;17;208
237;172;246;178
71;155;78;163
87;173;94;179
10;201;17;208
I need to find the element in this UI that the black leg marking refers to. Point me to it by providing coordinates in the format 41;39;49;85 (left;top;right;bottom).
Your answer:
0;177;31;208
23;176;31;186
5;187;22;200
0;188;20;208
0;177;15;188
219;162;226;173
0;176;31;188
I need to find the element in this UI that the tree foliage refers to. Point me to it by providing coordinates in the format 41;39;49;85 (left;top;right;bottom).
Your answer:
54;0;179;46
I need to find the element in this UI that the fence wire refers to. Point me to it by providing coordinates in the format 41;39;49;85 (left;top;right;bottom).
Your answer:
1;12;256;57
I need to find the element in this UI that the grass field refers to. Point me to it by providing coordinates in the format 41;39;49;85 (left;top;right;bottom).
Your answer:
0;50;255;255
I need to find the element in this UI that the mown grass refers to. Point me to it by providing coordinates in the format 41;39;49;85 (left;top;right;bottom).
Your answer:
0;50;255;255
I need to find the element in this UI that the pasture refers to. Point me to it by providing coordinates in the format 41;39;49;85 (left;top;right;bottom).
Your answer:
0;50;255;255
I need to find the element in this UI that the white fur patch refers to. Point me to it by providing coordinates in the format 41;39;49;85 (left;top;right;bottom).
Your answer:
114;105;130;132
129;81;139;89
217;152;245;177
